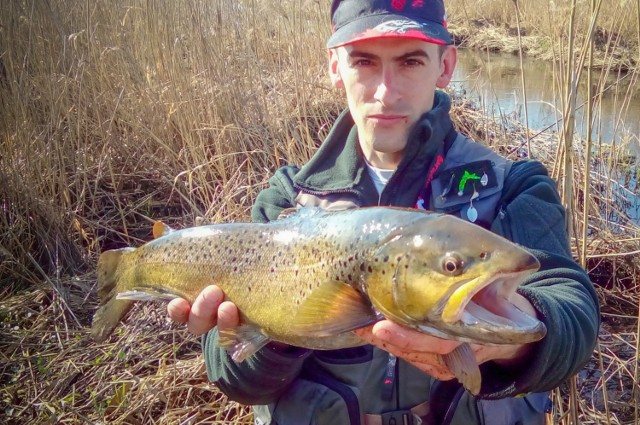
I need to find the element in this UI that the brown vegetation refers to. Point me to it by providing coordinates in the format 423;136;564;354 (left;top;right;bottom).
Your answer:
447;0;640;70
1;1;639;424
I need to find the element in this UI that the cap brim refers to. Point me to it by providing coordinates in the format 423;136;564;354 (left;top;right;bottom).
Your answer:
327;13;452;49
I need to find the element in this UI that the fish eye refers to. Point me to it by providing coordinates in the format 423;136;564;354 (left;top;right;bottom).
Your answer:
442;254;463;276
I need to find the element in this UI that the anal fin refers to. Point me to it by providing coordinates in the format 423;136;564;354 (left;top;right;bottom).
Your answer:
116;289;178;301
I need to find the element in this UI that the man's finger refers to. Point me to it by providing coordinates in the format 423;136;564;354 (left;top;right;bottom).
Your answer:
167;298;191;324
187;285;224;336
370;320;460;354
217;301;240;331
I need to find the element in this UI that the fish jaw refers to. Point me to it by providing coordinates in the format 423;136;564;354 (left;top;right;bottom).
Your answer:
426;268;547;344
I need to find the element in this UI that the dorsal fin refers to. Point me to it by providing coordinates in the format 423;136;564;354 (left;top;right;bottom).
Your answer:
277;206;325;221
277;208;299;220
152;221;174;239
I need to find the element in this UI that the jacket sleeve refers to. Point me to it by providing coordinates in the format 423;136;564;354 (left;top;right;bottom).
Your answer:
480;160;600;398
202;165;313;405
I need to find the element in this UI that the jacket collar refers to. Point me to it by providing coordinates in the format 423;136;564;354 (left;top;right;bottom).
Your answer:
293;90;455;193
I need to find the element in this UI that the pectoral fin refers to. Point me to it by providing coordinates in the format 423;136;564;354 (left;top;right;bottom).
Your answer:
291;280;377;337
218;325;271;363
443;342;481;395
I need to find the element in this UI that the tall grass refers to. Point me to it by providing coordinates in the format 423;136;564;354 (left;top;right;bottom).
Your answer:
1;0;340;288
448;0;639;70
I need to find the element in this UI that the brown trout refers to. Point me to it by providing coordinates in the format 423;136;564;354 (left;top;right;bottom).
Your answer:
92;206;546;394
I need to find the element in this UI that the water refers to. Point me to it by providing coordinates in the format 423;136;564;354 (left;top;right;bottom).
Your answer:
451;49;640;145
450;49;639;224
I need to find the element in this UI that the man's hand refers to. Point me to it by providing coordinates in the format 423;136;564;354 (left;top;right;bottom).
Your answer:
354;320;459;380
167;285;239;336
354;293;537;379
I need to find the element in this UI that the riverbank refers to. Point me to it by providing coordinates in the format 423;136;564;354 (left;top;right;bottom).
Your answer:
447;13;639;71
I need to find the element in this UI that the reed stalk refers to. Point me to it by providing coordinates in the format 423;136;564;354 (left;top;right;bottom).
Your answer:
511;0;532;159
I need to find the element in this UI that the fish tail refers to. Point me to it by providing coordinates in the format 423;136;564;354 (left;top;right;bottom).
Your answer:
91;248;135;342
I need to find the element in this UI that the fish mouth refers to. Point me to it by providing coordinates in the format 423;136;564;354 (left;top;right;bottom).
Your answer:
429;270;547;345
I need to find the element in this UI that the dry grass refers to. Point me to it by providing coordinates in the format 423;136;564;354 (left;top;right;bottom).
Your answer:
1;0;639;424
0;276;253;424
447;0;640;70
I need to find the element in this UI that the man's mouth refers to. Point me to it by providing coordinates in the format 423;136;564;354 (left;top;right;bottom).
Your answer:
367;114;408;126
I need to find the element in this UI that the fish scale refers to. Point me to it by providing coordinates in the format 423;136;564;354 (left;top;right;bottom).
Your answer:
92;206;546;395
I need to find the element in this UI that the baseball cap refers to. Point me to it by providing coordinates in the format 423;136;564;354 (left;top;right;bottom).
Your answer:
327;0;452;48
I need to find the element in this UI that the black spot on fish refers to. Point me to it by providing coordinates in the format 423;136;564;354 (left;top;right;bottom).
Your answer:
360;263;365;272
383;256;389;263
382;270;386;275
368;266;373;273
347;274;352;281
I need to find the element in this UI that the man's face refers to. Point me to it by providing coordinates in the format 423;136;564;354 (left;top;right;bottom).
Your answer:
329;38;456;169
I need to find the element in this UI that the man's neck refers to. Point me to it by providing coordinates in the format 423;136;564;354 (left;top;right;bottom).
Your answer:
364;149;403;170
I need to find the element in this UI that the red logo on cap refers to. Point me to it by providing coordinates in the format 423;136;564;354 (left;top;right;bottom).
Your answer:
412;0;424;6
391;0;406;11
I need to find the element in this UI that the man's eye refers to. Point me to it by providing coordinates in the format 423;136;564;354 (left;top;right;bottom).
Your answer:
404;59;423;67
353;59;372;67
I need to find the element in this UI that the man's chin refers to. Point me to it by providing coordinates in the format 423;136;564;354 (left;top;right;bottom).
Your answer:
369;134;409;155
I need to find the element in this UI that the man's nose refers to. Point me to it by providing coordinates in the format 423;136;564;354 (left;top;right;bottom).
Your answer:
373;68;401;105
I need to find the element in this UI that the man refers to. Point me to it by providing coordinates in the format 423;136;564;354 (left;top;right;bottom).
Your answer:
168;1;600;424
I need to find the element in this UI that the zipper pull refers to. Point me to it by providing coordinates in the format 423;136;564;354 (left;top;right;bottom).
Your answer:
382;354;397;401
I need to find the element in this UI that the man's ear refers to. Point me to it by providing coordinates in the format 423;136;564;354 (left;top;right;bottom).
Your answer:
328;49;344;89
436;46;457;88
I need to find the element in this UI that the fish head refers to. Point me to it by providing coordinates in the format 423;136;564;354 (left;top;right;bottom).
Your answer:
366;213;546;344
